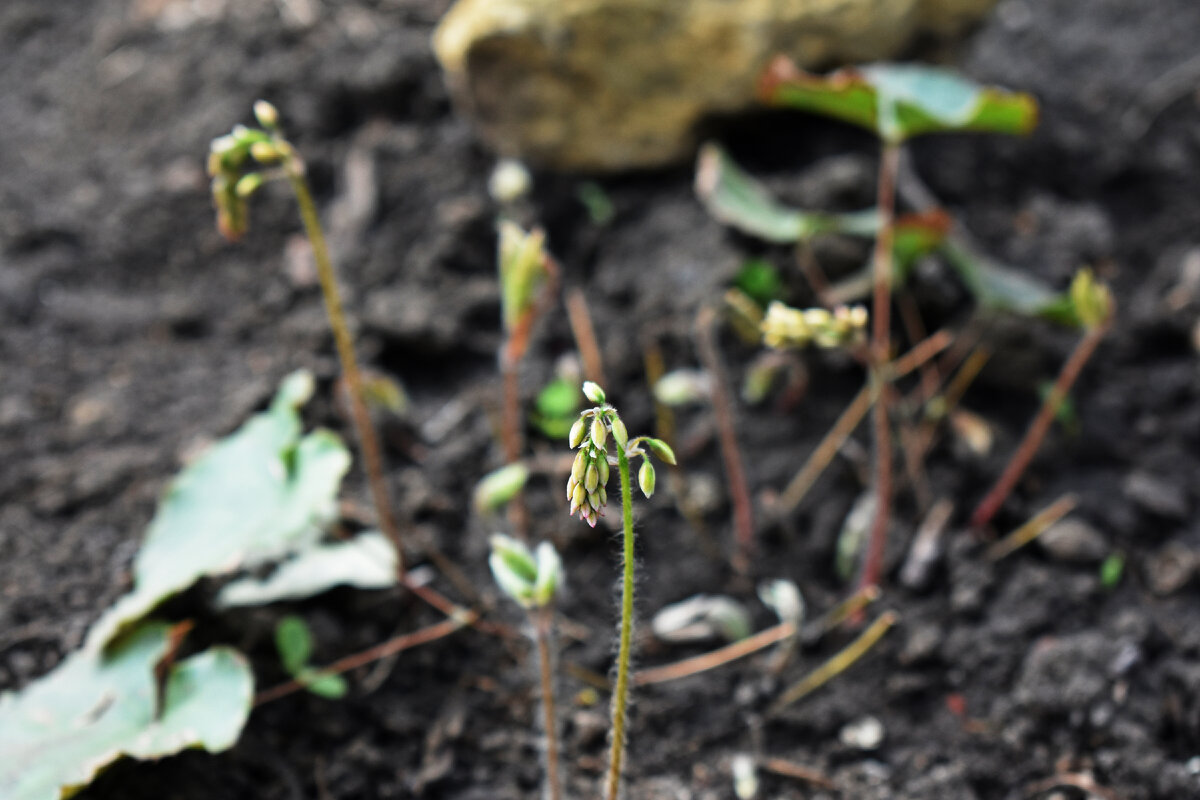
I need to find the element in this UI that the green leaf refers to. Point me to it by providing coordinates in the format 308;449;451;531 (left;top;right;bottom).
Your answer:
531;377;582;439
300;671;348;700
577;181;615;226
695;143;878;244
940;241;1075;323
472;463;530;515
735;258;784;306
275;616;314;675
759;57;1038;143
217;532;399;609
0;623;253;800
1100;552;1125;589
86;371;351;651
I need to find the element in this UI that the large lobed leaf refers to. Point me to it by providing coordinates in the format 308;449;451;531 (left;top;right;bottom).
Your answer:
759;56;1038;143
0;623;253;800
215;530;398;608
86;371;351;650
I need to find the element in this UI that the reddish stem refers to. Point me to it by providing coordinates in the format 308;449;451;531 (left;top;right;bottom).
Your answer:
695;306;755;571
857;141;900;595
970;319;1111;529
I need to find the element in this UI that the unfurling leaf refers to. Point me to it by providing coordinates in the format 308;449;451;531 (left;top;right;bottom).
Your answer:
472;463;530;515
695;143;877;244
498;222;550;332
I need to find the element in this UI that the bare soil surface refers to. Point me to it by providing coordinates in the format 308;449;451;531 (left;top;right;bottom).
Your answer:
3;1;1200;798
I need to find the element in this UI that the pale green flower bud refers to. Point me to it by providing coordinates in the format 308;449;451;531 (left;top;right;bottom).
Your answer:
250;141;282;164
638;459;656;498
568;417;587;448
235;172;263;198
571;449;588;482
253;99;279;128
610;415;628;450
582;381;606;405
590;417;607;448
646;437;677;466
585;462;599;492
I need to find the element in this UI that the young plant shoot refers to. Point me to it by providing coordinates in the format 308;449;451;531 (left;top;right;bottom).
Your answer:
207;101;404;576
566;382;675;800
759;58;1038;595
488;534;565;800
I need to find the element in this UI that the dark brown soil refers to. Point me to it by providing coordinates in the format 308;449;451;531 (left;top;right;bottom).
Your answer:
3;1;1200;798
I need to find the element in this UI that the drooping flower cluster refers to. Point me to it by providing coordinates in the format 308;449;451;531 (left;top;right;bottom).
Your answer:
761;301;868;350
565;382;675;527
206;100;292;241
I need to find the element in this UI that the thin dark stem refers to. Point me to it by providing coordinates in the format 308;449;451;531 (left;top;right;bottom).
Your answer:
606;447;636;800
535;608;563;800
970;320;1111;528
858;141;900;594
695;306;754;572
286;166;404;578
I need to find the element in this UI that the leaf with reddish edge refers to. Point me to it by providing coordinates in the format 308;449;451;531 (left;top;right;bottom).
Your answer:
758;56;1038;143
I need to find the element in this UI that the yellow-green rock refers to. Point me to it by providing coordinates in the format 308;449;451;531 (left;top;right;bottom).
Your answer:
434;0;998;171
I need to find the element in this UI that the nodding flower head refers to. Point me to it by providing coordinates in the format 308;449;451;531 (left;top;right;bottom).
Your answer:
566;406;613;527
565;384;676;527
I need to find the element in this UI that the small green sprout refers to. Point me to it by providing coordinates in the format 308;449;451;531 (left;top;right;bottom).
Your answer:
489;534;563;609
1100;552;1125;589
488;534;566;800
565;383;675;800
275;616;347;699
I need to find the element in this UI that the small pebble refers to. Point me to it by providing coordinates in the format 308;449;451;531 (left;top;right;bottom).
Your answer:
1037;517;1109;563
1124;471;1189;519
1144;542;1197;596
839;715;885;750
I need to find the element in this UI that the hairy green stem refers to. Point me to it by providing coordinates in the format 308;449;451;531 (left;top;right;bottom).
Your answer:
286;165;404;577
605;447;636;800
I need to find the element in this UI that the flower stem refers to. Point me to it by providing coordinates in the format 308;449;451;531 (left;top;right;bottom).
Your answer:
535;608;563;800
858;141;901;595
606;447;636;800
285;165;404;577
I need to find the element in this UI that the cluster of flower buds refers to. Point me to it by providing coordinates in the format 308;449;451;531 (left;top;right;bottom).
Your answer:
566;382;676;527
206;100;292;241
1068;268;1113;330
488;534;563;608
761;301;868;350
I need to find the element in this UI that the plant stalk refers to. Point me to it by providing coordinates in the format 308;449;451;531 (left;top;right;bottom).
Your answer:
970;320;1110;528
535;608;563;800
858;141;901;595
695;306;755;571
605;447;636;800
286;166;404;578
